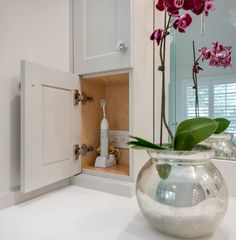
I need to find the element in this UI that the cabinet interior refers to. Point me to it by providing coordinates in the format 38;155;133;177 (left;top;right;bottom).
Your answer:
81;73;129;176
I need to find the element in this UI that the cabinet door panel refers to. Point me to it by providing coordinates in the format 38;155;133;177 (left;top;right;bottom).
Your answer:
73;0;131;74
21;60;81;193
85;0;117;57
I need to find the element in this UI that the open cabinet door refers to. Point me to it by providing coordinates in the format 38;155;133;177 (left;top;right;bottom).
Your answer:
21;60;81;193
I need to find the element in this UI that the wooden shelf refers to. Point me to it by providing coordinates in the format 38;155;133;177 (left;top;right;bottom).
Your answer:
83;164;129;176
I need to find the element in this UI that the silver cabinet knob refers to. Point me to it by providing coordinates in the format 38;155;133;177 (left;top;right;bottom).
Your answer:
117;41;128;53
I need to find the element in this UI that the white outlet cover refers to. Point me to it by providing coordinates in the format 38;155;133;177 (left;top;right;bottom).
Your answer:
109;130;129;149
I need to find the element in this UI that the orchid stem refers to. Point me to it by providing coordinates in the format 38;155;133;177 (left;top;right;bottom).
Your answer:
192;41;200;118
159;11;174;145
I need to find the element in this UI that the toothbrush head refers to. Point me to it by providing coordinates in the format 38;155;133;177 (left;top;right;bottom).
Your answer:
100;99;106;107
100;99;106;118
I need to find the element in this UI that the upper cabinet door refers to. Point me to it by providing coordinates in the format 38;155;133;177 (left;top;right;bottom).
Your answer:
21;61;81;193
73;0;131;75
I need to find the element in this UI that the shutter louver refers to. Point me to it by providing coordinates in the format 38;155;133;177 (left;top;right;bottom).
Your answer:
185;83;209;118
214;83;236;135
183;77;236;136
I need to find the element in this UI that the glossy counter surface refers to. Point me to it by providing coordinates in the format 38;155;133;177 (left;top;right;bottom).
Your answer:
0;186;235;240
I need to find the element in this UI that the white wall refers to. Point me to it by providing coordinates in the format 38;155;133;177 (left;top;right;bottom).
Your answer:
131;0;155;180
0;0;71;192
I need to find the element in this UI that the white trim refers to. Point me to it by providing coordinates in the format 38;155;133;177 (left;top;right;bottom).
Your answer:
0;179;70;211
72;174;135;197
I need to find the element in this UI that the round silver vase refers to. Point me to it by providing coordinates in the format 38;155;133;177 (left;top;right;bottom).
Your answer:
203;132;236;159
136;148;228;239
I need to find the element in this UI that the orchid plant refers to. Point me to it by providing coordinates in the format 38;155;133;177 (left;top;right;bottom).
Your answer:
192;41;232;117
128;0;231;151
151;0;215;144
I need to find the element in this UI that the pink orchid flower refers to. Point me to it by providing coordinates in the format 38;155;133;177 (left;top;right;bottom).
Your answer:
192;0;205;15
156;0;165;11
193;63;203;73
173;13;192;32
183;0;195;10
156;0;215;17
204;0;215;16
199;42;232;68
199;47;212;60
150;28;166;45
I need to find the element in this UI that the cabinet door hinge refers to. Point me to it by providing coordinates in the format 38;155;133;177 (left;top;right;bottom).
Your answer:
73;90;93;105
73;144;94;160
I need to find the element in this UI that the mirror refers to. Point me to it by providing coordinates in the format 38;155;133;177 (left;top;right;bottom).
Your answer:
168;0;236;159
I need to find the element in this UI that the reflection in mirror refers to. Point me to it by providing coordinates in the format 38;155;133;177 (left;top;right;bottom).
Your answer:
169;0;236;156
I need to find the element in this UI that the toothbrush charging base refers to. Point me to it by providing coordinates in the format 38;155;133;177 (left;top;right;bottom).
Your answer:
95;154;116;168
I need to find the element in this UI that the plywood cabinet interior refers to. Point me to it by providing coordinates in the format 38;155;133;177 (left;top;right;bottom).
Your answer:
81;73;130;176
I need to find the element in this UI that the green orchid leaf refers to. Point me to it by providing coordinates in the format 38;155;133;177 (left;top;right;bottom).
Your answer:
127;141;140;145
174;130;196;150
214;118;230;134
127;141;152;150
130;145;166;151
175;117;218;144
128;136;166;150
156;164;172;180
127;141;166;151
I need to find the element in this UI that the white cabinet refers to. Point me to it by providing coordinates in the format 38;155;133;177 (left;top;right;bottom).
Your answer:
20;0;155;196
73;0;131;75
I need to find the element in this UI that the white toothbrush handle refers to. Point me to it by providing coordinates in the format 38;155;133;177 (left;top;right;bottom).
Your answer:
100;118;109;158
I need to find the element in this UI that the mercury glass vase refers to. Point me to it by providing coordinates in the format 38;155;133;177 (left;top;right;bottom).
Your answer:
136;147;228;239
202;132;236;159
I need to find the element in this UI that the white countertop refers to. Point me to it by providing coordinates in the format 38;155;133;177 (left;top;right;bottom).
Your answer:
0;186;235;240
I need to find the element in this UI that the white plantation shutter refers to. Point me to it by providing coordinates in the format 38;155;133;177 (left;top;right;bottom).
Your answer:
185;84;209;118
182;75;236;135
214;82;236;134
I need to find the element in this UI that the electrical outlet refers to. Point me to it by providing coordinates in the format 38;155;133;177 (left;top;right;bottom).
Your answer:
109;130;129;149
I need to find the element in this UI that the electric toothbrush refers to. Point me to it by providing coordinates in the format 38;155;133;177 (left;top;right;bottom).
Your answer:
100;99;109;159
95;99;116;168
